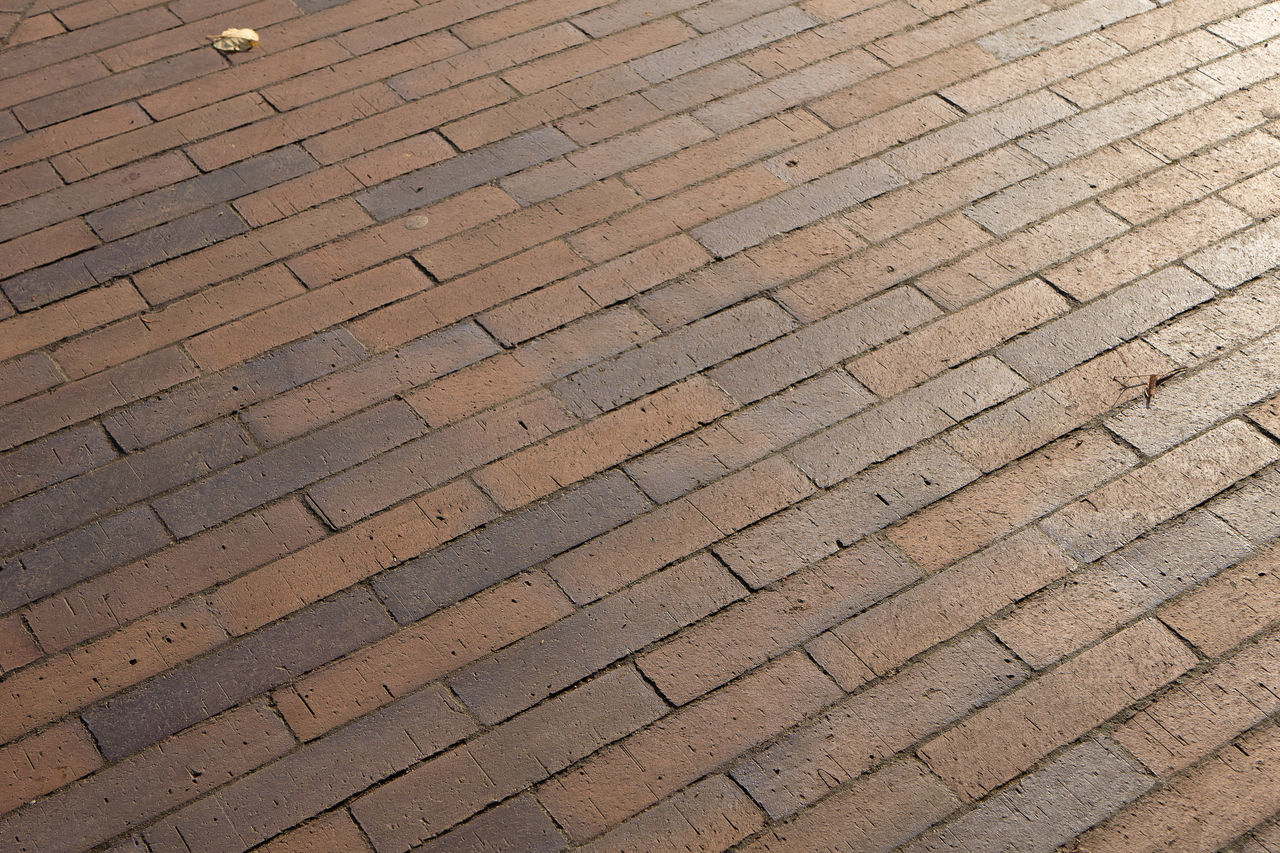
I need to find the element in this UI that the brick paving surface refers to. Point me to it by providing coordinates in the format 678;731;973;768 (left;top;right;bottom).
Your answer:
8;0;1280;850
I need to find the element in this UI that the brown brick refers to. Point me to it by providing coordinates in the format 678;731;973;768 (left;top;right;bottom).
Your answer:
0;701;292;853
0;613;40;674
737;759;959;853
0;597;226;744
257;810;372;853
144;685;474;853
0;217;97;277
917;619;1196;801
547;456;815;603
352;666;667;850
718;440;979;588
0;421;117;505
454;0;609;45
0;352;61;408
1074;721;1280;853
413;794;567;853
538;651;841;842
452;553;744;724
1158;537;1280;658
639;539;915;705
890;430;1135;572
1113;623;1280;776
22;498;322;653
0;161;63;207
276;571;572;741
1041;420;1279;562
0;721;101;814
994;510;1251;668
626;370;874;503
233;163;364;227
735;633;1025;817
578;775;763;853
811;529;1075;682
208;479;497;635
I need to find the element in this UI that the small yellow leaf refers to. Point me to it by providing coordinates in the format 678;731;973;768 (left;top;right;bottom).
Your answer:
211;27;259;52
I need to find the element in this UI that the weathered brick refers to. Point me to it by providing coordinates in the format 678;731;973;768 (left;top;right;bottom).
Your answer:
234;163;364;226
0;279;143;364
452;553;744;724
555;298;796;416
538;651;840;842
0;701;292;853
918;619;1197;800
0;721;101;814
503;17;694;94
0;613;40;674
414;795;566;853
578;775;763;853
734;633;1025;818
0;352;61;408
144;685;474;853
23;499;322;652
0;421;116;505
979;0;1153;61
1043;420;1279;561
85;585;394;762
547;456;815;603
0;217;98;278
257;810;372;853
630;8;817;84
1159;537;1280;657
995;510;1251;667
352;666;667;850
901;738;1152;853
277;571;571;741
372;471;650;622
1052;29;1234;111
1114;623;1280;776
866;0;1048;66
737;759;959;853
1208;462;1280;544
1073;721;1280;852
638;539;915;705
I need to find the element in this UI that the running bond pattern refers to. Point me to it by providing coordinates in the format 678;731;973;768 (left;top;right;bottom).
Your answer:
8;0;1280;848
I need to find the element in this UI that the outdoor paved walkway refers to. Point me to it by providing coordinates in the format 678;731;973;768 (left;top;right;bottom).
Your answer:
5;0;1280;849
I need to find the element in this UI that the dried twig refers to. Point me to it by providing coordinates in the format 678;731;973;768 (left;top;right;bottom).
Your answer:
1112;369;1187;407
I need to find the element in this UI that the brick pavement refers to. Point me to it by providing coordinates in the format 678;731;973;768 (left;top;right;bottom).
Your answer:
6;0;1280;848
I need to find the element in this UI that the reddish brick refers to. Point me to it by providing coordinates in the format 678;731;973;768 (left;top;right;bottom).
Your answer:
917;619;1197;801
233;163;364;227
0;6;179;80
257;810;371;853
579;775;762;853
276;571;572;741
0;613;40;674
0;721;101;814
413;794;566;853
0;353;62;408
537;651;840;842
0;701;292;853
0;161;63;207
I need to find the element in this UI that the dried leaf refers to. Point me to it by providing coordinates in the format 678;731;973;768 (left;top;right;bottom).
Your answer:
211;27;259;52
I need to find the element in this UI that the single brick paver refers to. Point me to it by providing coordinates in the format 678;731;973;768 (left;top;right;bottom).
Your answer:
6;0;1280;848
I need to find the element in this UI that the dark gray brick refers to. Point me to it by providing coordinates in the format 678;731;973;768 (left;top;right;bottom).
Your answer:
86;147;317;241
553;299;797;416
152;400;424;538
373;471;652;622
0;418;253;555
0;505;169;614
3;206;248;310
83;585;396;762
103;329;367;451
692;159;905;257
356;127;577;220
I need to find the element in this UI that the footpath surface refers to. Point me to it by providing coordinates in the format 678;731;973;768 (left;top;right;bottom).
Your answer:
5;0;1280;849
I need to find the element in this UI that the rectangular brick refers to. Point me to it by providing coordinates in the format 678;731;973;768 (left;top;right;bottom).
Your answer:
22;499;322;653
0;346;197;452
502;17;694;93
276;571;572;741
0;702;292;853
153;400;423;538
415;795;566;853
452;553;744;724
144;685;474;853
1043;420;1279;561
630;7;817;84
372;471;651;622
537;651;841;842
104;328;366;450
1052;29;1233;111
1208;462;1280;544
0;721;101;814
638;539;916;705
579;776;762;853
866;0;1048;66
556;298;796;416
717;440;979;588
625;370;874;503
257;811;372;853
352;666;667;851
1074;721;1280;853
1159;537;1280;657
547;456;815;603
0;217;98;277
0;161;63;207
811;529;1075;682
901;738;1152;853
917;618;1197;800
84;585;394;762
734;633;1026;818
0;421;116;505
0;613;39;674
0;352;61;408
979;0;1153;61
737;759;959;853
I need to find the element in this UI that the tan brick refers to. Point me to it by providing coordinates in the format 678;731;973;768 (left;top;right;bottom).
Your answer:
917;619;1197;800
940;33;1125;112
504;17;693;93
537;651;841;842
812;529;1075;680
993;510;1252;668
1052;28;1232;109
866;0;1048;66
1074;720;1280;853
1159;537;1280;657
889;429;1135;572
